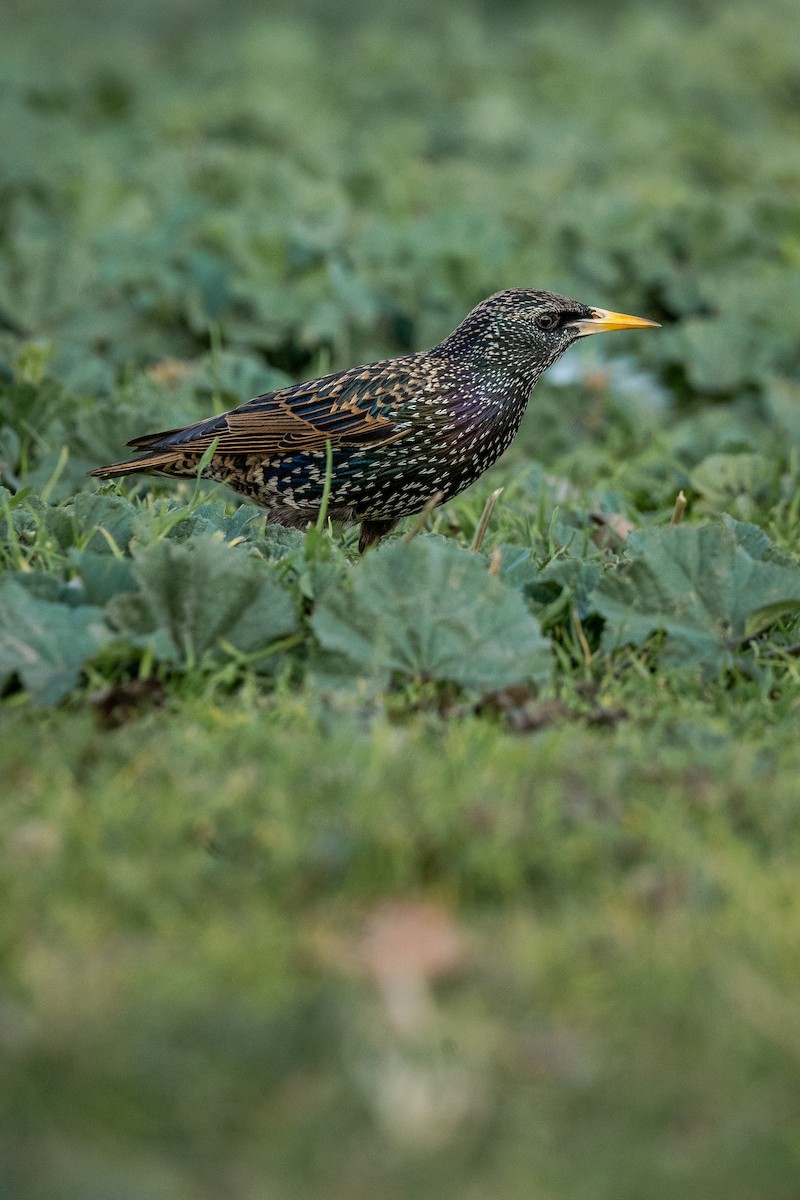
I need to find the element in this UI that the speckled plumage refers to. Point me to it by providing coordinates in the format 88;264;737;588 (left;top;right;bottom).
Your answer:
89;289;658;550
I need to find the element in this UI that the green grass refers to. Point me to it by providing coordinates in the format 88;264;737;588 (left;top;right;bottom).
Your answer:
3;0;800;1196
4;702;800;1198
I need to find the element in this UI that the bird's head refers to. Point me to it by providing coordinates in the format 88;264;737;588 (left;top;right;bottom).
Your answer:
438;288;659;379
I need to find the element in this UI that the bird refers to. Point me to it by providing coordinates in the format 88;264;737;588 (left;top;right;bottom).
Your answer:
89;289;659;551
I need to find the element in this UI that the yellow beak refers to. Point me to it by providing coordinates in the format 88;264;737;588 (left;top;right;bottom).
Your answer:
574;307;661;337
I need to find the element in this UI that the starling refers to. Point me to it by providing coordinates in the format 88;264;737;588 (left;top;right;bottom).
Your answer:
89;289;659;550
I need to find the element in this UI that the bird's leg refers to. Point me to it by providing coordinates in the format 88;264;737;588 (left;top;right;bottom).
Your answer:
358;518;398;552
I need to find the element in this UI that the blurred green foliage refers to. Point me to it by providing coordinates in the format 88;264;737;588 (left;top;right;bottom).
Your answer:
3;0;800;394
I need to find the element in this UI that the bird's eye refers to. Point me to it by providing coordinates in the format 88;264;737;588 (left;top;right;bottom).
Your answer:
534;313;559;331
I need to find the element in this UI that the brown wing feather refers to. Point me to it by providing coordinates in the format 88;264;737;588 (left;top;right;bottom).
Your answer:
127;359;422;460
217;394;406;455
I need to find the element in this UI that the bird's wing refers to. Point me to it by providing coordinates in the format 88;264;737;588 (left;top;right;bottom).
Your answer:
127;358;422;458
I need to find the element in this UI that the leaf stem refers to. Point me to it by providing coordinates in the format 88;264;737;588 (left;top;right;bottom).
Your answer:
471;487;504;552
572;606;592;669
670;490;687;525
404;490;444;543
315;439;334;533
760;642;800;660
39;444;69;504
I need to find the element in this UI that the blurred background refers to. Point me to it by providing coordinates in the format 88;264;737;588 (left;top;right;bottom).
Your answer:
3;1;800;1197
3;0;800;390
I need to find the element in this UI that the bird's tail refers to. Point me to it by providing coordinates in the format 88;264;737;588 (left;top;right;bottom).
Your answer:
87;450;188;479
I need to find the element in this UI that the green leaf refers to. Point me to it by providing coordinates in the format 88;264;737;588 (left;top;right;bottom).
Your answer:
499;547;602;629
116;536;297;663
260;526;305;560
721;513;794;565
311;537;552;693
690;454;778;516
46;492;138;553
10;571;77;605
68;550;136;606
592;522;800;673
68;491;138;552
166;501;263;544
103;593;177;662
0;580;108;705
